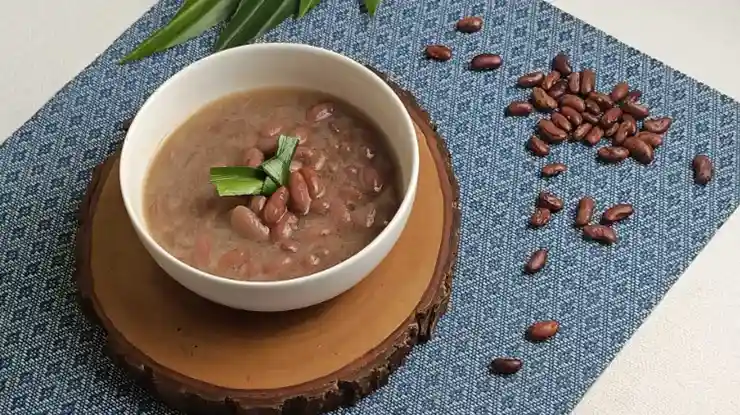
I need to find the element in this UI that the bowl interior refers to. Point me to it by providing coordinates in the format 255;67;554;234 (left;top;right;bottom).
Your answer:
120;43;418;283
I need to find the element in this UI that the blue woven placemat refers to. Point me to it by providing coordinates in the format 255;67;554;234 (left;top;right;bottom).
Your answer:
1;0;738;414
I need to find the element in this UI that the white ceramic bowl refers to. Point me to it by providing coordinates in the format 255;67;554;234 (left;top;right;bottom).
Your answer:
120;43;419;312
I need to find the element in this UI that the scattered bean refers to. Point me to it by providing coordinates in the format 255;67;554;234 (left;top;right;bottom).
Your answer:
548;80;568;100
584;126;604;146
623;136;654;164
489;358;523;375
604;122;620;138
532;87;558;111
537;191;564;212
584;99;601;115
626;89;642;103
572;123;593;141
470;53;503;70
610;82;629;102
424;44;452;61
636;131;663;148
527;320;559;342
456;16;484;33
582;112;600;124
583;224;618;245
622;101;650;120
552;53;572;76
600;107;623;128
538;119;568;143
601;204;634;224
559;106;582;126
692;155;714;185
541;163;567;177
643;117;672;134
527;135;550;157
517;72;545;88
567;72;580;94
542;71;561;91
529;207;552;228
574;197;595;227
580;69;596;95
551;112;572;132
525;249;548;274
588;92;614;111
507;101;534;117
597;146;629;163
560;94;586;113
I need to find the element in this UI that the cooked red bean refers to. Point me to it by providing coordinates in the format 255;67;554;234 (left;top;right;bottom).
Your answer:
230;206;270;241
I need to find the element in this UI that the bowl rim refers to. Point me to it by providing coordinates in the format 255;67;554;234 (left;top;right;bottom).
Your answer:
120;42;420;289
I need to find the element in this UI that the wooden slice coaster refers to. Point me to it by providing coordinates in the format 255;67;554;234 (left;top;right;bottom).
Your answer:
75;71;460;415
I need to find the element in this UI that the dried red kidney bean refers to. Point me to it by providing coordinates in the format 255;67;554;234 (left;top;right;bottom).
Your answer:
604;122;620;138
542;71;561;90
610;82;629;102
583;224;618;245
532;87;558;111
537;191;564;212
613;121;634;145
601;203;634;224
527;320;559;342
567;72;580;94
582;112;600;125
489;357;523;375
584;126;604;146
548;80;568;100
541;163;567;177
643;117;673;134
518;72;545;88
560;94;586;112
580;69;596;95
552;53;572;75
626;89;642;102
572;123;592;141
507;101;534;116
636;131;663;148
456;16;483;33
574;197;595;227
525;249;548;274
588;92;614;111
584;99;601;115
622;101;650;120
424;44;452;61
560;106;582;126
624;136;654;164
597;146;629;163
551;112;572;132
600;107;623;128
692;155;714;185
470;53;502;70
527;135;550;157
538;119;568;143
530;207;552;228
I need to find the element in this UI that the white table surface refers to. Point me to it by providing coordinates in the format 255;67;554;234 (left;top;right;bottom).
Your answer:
1;1;739;414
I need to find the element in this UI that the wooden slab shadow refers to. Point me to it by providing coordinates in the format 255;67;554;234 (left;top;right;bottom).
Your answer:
75;69;461;415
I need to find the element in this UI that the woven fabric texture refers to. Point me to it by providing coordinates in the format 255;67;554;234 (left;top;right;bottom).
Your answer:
0;0;737;414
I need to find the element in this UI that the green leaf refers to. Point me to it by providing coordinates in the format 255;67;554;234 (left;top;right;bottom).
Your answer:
215;0;298;51
209;166;266;196
121;0;240;63
274;135;299;164
363;0;382;15
261;177;279;195
259;135;299;186
297;0;322;18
